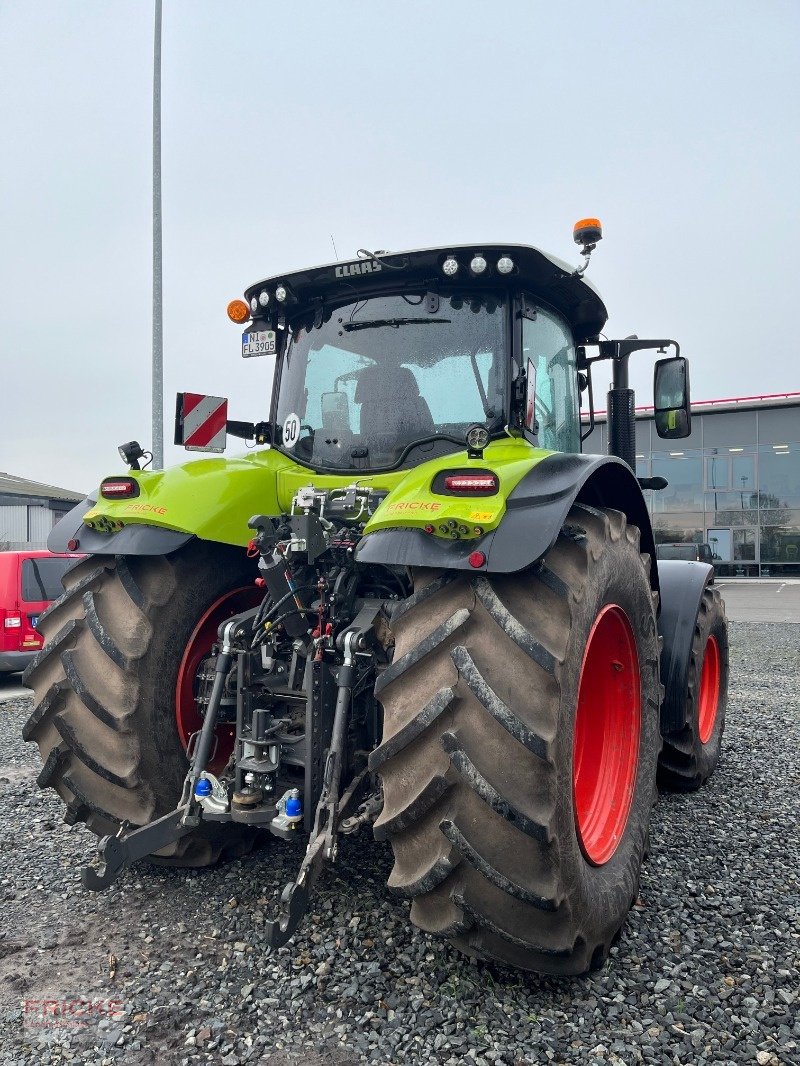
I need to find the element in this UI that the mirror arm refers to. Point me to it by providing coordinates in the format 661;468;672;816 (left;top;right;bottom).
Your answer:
618;338;679;359
225;420;272;445
226;420;255;441
595;338;679;361
579;355;596;445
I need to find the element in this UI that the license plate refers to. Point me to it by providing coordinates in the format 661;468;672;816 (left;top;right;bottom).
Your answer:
242;330;276;358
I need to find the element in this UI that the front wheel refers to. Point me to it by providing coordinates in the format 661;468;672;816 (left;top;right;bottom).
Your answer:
372;504;662;975
23;541;260;865
658;585;729;791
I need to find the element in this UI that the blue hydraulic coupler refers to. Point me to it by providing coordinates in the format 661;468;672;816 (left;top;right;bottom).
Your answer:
195;778;213;799
285;791;302;819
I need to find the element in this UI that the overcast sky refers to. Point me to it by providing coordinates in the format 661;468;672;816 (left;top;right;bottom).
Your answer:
1;0;798;494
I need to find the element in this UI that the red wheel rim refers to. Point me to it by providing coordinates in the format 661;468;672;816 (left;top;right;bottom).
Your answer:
175;585;262;772
573;604;641;866
697;634;721;744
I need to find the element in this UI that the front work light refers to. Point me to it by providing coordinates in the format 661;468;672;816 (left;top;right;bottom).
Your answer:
466;425;490;451
496;256;514;274
275;285;288;303
118;441;145;470
470;255;487;275
442;256;459;276
258;290;270;307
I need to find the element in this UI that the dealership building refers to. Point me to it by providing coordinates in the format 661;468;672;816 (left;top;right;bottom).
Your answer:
582;392;800;576
0;473;84;550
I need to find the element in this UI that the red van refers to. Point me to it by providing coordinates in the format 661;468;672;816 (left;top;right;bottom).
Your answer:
0;551;83;674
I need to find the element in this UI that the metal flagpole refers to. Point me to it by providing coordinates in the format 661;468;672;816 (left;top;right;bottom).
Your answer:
151;0;164;469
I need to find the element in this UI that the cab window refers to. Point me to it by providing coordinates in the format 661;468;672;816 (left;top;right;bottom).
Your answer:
521;305;580;454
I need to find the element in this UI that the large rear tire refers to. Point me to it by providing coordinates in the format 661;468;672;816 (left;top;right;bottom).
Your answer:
372;504;661;975
658;585;729;791
23;541;260;865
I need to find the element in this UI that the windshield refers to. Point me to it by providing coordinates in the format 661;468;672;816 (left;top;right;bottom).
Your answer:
274;292;507;470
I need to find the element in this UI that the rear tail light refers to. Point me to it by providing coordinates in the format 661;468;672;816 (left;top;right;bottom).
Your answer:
100;477;139;499
4;613;22;628
443;474;498;493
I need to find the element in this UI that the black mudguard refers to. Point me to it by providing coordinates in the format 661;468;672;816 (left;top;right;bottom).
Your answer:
357;452;659;590
48;497;194;556
656;560;715;733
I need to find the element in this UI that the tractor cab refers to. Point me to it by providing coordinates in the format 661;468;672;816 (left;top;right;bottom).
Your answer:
177;237;691;479
230;244;607;474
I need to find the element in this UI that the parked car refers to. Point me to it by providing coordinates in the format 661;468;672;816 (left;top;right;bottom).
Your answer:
656;542;714;564
0;551;82;674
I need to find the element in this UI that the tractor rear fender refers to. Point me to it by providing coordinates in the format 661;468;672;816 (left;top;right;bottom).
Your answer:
656;560;715;733
356;452;660;591
48;497;194;556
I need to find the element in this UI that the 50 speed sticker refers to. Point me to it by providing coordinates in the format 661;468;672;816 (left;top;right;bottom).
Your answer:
282;413;301;449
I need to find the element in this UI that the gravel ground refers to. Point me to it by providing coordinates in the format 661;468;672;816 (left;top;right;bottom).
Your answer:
0;620;798;1066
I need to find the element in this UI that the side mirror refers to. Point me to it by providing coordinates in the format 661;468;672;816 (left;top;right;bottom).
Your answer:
653;357;691;439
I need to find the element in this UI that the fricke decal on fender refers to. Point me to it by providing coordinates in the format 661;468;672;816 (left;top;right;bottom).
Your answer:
384;501;442;513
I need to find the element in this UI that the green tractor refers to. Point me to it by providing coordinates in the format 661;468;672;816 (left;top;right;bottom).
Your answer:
25;223;728;975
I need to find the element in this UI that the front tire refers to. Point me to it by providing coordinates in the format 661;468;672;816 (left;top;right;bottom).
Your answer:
23;542;260;865
372;504;661;975
658;585;729;791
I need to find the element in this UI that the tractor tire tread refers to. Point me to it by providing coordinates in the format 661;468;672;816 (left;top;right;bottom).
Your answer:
24;544;259;866
375;504;661;974
658;584;729;791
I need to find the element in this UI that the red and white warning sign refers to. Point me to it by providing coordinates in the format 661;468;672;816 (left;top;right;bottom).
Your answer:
176;392;228;452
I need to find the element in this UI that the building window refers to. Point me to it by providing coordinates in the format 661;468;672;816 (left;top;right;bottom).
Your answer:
702;410;757;449
705;452;755;492
733;528;756;561
757;407;799;446
704;491;758;512
651;513;704;544
650;455;704;512
760;509;800;565
758;444;800;508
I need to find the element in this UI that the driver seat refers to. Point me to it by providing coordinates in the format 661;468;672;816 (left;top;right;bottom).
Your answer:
355;366;435;441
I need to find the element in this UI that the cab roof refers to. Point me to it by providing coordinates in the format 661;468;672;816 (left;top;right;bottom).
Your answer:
244;243;608;341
